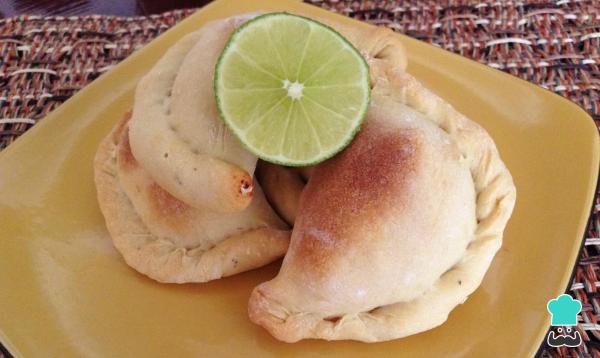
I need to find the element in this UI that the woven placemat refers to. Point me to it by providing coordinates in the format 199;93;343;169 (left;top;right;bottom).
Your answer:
0;1;599;357
0;9;196;149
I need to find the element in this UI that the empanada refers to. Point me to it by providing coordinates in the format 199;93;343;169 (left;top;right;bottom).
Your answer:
94;113;289;283
248;68;516;342
94;14;297;283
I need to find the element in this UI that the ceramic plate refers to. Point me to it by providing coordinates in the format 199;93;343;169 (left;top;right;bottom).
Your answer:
0;0;598;356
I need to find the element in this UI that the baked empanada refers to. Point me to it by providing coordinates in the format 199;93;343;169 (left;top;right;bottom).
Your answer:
94;15;295;283
94;113;289;283
248;68;516;342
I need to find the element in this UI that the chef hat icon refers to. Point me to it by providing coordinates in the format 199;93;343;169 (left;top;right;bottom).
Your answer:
547;294;582;326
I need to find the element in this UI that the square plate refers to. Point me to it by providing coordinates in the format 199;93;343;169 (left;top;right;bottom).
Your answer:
0;0;598;356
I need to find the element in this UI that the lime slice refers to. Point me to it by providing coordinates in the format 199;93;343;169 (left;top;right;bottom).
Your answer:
214;13;370;166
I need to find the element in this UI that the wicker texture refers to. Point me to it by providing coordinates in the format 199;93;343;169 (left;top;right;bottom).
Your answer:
0;1;599;357
0;10;196;149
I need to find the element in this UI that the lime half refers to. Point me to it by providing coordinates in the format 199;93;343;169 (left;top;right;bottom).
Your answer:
214;13;370;166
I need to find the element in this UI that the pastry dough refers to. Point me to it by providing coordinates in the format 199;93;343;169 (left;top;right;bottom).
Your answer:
94;15;297;283
128;15;259;213
248;69;516;342
94;113;290;283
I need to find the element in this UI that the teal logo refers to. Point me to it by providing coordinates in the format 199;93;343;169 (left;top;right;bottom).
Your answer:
547;294;582;326
546;294;583;348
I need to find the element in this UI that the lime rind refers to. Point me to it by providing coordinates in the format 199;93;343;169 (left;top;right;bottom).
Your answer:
214;12;370;167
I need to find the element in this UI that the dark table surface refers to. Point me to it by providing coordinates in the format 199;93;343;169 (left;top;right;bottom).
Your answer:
0;0;210;17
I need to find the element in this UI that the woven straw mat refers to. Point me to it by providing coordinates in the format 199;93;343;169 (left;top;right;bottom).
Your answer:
0;1;599;357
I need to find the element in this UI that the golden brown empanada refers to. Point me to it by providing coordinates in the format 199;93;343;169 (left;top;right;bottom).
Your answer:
94;14;295;283
94;113;289;283
248;67;516;342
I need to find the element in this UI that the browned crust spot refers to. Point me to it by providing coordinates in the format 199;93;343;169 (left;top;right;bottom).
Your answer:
291;121;421;275
234;170;253;201
117;124;137;172
147;181;191;217
115;111;193;223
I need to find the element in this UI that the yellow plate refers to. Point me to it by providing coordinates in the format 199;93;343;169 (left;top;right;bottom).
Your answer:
0;0;598;357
